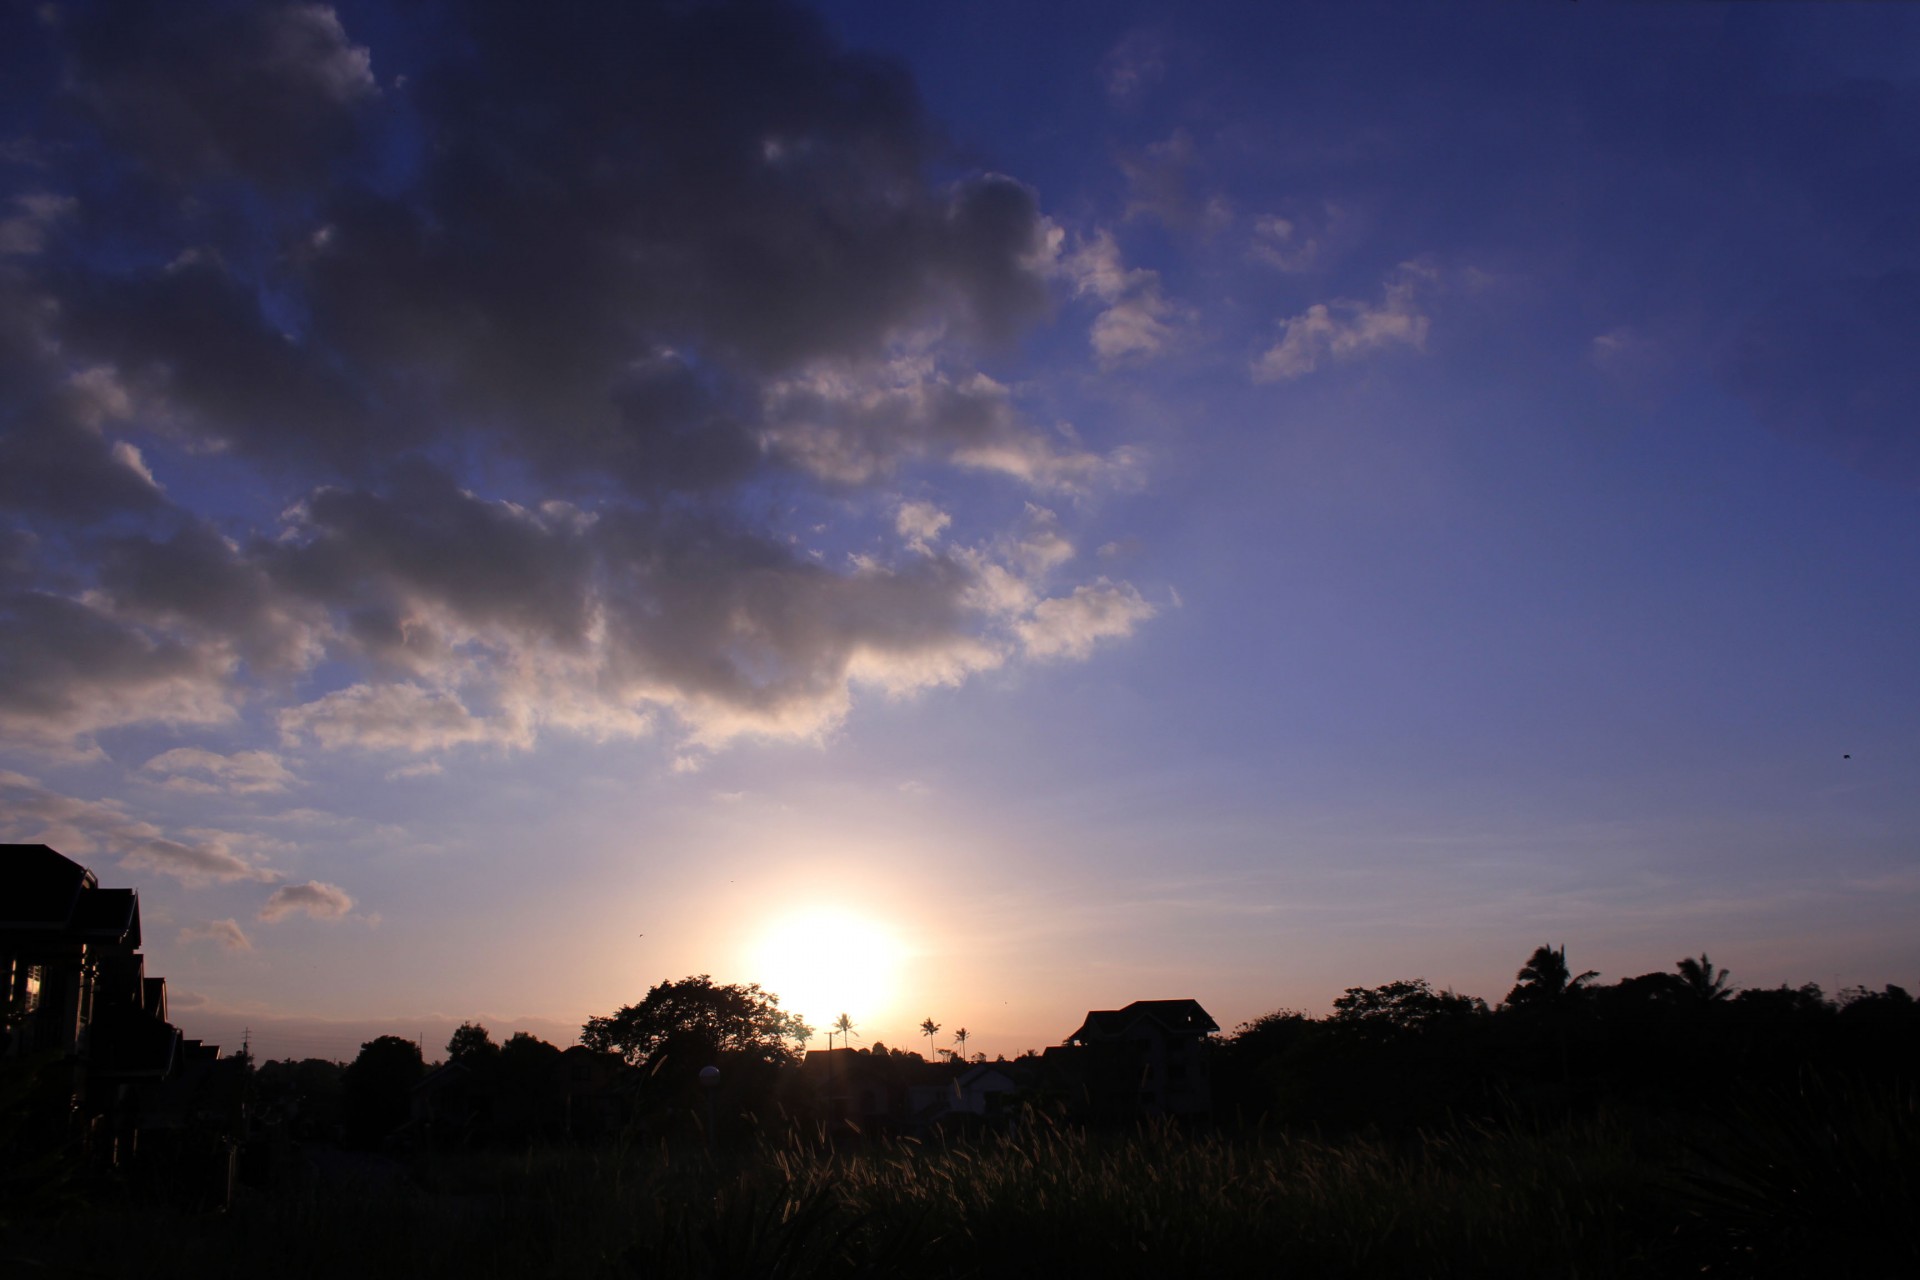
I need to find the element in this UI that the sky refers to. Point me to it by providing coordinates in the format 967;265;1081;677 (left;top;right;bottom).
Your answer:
3;0;1918;1064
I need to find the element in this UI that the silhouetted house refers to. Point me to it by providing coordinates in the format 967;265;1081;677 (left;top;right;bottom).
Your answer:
409;1060;495;1144
1;843;216;1168
555;1045;630;1138
798;1047;964;1130
796;1046;875;1120
1045;998;1218;1120
910;1060;1033;1123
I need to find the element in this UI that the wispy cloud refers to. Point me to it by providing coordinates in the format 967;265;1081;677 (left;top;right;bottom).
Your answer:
144;747;296;794
0;770;277;885
1253;262;1433;382
179;918;253;951
259;881;355;923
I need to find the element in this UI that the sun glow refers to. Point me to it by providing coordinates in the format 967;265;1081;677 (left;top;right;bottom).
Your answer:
749;906;908;1035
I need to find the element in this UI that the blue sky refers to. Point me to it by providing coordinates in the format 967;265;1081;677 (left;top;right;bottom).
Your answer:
3;0;1917;1062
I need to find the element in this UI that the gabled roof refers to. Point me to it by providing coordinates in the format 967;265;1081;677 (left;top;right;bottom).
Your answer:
0;843;96;929
71;887;141;947
1066;999;1219;1045
956;1061;1032;1089
88;1003;181;1080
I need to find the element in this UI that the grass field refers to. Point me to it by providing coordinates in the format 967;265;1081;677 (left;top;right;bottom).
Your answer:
9;1086;1917;1279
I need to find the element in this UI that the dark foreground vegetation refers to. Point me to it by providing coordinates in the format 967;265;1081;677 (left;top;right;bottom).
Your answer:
6;1085;1918;1279
6;947;1919;1278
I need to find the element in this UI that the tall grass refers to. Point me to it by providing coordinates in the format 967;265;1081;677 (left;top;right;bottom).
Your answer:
7;1089;1915;1279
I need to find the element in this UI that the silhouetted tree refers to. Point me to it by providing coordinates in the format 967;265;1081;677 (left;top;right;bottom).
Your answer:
832;1012;858;1050
1676;953;1733;1003
447;1020;500;1065
953;1027;969;1058
1504;944;1599;1009
342;1035;423;1145
581;975;809;1069
1331;979;1487;1032
1502;946;1601;1091
496;1032;563;1141
920;1016;940;1060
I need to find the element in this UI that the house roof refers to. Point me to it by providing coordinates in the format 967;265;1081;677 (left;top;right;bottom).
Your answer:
71;887;141;947
0;843;97;929
1066;999;1219;1044
87;1003;181;1080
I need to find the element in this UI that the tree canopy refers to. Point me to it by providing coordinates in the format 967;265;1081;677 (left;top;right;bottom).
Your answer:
580;975;810;1068
447;1020;500;1065
1504;944;1599;1009
342;1034;423;1143
1331;979;1487;1031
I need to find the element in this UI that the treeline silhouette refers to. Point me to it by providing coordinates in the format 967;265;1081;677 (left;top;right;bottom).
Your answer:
1213;945;1919;1133
249;945;1920;1151
15;946;1919;1277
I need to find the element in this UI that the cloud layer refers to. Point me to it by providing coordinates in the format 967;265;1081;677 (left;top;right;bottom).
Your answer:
0;0;1154;760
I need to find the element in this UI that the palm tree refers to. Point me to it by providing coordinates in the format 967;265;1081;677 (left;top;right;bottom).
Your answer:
1676;953;1733;1003
1504;944;1599;1009
833;1012;858;1050
1504;944;1598;1085
919;1017;940;1061
952;1027;969;1060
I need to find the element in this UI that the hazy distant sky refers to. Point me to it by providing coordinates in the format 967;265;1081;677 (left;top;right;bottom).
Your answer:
4;0;1917;1062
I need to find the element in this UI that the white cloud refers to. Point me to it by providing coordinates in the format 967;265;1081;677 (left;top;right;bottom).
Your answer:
895;501;952;553
1017;579;1157;660
1253;262;1433;382
259;880;354;922
384;759;443;781
278;682;511;753
144;746;296;793
179;919;253;951
763;355;1130;491
1063;230;1184;365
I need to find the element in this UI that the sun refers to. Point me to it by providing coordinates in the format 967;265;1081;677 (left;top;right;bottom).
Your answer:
749;906;907;1035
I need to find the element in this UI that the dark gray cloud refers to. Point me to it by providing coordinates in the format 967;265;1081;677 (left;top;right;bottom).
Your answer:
0;0;1150;754
0;590;234;741
98;520;317;672
56;0;377;187
24;0;1058;487
266;460;595;653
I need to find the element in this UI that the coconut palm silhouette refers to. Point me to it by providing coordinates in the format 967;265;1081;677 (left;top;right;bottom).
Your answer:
1676;953;1734;1003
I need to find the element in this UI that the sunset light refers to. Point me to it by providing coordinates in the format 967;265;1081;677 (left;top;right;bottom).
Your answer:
2;0;1913;1072
749;906;909;1034
5;0;1919;1269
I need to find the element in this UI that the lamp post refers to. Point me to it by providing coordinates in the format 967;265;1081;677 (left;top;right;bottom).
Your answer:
699;1064;720;1156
